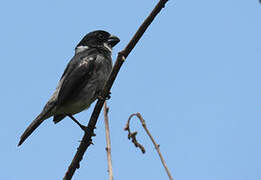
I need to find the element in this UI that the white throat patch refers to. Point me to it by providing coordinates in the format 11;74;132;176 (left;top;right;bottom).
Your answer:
103;42;112;52
75;46;89;54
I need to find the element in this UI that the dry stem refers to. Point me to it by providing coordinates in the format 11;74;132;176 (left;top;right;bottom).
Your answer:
125;113;174;180
103;101;113;180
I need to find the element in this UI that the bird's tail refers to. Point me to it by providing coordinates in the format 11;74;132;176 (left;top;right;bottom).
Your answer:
18;114;46;146
18;93;57;146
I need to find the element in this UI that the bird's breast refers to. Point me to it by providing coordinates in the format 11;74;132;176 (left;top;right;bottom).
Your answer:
55;59;111;115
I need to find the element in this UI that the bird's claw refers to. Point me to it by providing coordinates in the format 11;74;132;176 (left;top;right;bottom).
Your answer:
106;92;111;100
97;91;111;100
79;125;96;137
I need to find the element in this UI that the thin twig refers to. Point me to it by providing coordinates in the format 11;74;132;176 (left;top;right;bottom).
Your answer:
103;101;113;180
124;114;146;153
63;1;168;179
125;113;174;180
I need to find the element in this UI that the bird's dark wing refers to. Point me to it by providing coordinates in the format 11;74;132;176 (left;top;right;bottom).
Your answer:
59;58;76;80
56;55;96;106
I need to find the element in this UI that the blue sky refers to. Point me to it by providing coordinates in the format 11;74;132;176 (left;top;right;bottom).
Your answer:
0;0;260;180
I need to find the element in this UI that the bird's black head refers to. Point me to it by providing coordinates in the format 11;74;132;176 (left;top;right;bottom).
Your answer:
76;30;120;51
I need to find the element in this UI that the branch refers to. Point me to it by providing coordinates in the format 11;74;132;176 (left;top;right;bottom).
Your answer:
103;101;113;180
63;0;168;179
125;113;174;180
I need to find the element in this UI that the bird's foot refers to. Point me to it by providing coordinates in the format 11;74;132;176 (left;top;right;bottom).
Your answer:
106;91;111;100
97;91;111;100
79;124;88;132
67;114;96;135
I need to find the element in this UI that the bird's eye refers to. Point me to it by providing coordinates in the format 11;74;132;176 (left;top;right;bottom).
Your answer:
98;34;104;40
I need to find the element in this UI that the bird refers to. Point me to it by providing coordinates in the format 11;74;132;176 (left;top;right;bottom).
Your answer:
18;30;120;146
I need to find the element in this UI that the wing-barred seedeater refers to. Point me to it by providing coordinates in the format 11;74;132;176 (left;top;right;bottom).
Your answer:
18;30;120;146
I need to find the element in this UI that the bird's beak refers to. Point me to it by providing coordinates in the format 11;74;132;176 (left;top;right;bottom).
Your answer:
107;35;120;47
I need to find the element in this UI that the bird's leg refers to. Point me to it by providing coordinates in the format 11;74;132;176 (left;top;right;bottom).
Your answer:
67;114;87;132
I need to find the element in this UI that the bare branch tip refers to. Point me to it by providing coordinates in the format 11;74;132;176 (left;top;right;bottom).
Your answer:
124;125;129;131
